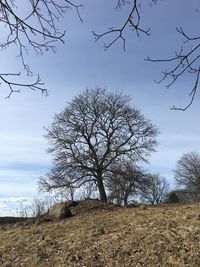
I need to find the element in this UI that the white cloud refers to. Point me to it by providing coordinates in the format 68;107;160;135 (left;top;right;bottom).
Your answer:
0;195;34;216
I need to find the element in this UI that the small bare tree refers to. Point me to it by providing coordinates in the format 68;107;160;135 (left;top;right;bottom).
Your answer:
30;198;51;218
39;88;158;203
174;151;200;199
16;197;52;218
139;173;170;204
16;201;29;218
108;160;146;206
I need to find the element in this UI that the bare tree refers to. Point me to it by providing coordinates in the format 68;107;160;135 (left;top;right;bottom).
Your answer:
39;88;158;203
30;198;51;218
174;151;200;199
16;201;29;218
139;173;170;204
108;160;147;206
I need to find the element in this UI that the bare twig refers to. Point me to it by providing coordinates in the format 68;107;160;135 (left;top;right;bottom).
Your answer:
171;68;200;111
93;0;150;51
0;73;47;98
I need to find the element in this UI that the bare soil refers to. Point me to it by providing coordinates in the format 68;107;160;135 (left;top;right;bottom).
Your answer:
0;201;200;266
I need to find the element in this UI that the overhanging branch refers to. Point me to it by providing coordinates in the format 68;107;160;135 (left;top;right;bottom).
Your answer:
146;27;200;110
93;0;150;51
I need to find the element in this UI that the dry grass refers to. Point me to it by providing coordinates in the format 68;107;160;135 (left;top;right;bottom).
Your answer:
0;202;200;266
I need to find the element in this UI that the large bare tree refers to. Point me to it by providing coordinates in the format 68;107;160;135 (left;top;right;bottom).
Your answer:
39;88;158;202
174;151;200;199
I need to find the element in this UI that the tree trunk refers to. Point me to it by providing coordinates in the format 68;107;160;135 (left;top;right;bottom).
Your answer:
97;175;107;203
124;187;132;206
123;192;129;206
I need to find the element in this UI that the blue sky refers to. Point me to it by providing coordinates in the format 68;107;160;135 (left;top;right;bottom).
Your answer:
0;0;200;215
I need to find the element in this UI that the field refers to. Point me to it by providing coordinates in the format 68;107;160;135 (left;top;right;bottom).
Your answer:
0;201;200;267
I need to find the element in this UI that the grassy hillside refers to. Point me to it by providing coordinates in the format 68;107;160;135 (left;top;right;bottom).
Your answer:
0;201;200;266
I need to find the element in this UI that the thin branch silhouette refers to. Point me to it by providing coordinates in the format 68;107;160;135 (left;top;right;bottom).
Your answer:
93;0;150;51
0;0;83;97
146;27;200;110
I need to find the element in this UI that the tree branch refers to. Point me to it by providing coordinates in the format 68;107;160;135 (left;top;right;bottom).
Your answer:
0;0;83;97
0;73;47;98
146;27;200;110
92;0;150;51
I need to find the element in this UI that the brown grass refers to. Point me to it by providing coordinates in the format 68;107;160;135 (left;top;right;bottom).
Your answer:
0;202;200;266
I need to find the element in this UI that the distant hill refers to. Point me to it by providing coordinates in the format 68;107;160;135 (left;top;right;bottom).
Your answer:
0;216;28;224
